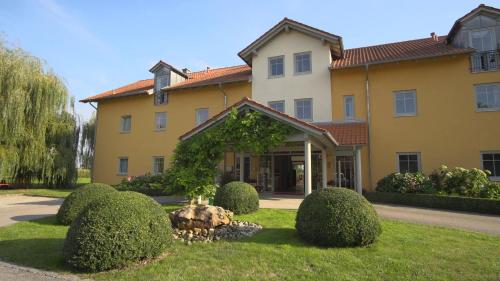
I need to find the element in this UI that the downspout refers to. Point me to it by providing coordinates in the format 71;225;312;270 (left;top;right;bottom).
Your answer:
89;102;98;183
364;64;373;189
218;83;228;109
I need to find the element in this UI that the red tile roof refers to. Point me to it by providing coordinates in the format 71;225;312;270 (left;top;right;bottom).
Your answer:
81;65;251;102
80;79;154;102
167;65;251;91
331;36;473;69
316;122;368;145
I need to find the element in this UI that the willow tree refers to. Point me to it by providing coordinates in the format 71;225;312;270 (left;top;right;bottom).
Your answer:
0;40;78;186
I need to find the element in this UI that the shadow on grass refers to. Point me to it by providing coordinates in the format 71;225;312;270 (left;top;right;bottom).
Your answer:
0;238;71;273
234;227;309;247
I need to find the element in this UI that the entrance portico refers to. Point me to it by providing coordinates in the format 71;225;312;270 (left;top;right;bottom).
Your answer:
179;97;367;196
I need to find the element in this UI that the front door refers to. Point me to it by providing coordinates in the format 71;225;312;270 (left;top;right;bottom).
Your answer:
335;155;355;189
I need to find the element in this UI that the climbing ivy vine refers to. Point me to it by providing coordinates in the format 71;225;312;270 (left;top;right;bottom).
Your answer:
170;108;296;199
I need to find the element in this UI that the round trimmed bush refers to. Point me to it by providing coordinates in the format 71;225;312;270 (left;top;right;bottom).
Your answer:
214;181;259;214
56;183;117;225
295;188;381;247
63;191;172;272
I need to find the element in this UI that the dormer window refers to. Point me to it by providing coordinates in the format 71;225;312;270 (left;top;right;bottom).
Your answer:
154;69;169;105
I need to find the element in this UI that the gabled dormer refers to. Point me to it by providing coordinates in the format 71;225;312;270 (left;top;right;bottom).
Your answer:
447;4;500;72
149;60;188;105
238;18;343;122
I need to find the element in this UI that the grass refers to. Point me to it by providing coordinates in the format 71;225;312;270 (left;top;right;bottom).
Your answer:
0;177;91;198
0;188;73;198
0;206;499;281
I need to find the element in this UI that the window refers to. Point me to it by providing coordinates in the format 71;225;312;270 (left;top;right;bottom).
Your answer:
155;112;167;130
475;83;500;111
397;153;420;173
153;157;165;175
394;90;417;116
470;30;494;52
155;69;169;105
295;98;312;121
481;152;500;180
195;108;209;126
344;96;355;119
120;115;131;132
268;56;284;78
268;100;285;113
294;52;311;74
118;157;128;175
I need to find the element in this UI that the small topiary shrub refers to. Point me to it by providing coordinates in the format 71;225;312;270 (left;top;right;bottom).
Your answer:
56;183;117;225
376;172;432;194
295;188;381;247
63;191;172;272
214;181;259;214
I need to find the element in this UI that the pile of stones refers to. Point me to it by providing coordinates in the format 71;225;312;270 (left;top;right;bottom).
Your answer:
169;204;262;245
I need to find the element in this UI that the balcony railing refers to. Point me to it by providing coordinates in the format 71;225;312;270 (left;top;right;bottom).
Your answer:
471;50;500;73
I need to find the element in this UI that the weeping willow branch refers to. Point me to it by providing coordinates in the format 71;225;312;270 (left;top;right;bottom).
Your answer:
0;39;79;186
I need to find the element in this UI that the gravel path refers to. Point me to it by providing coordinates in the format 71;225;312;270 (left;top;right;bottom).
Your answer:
0;261;91;281
0;195;63;227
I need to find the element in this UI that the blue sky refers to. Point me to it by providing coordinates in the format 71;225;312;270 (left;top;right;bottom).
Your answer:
0;0;494;120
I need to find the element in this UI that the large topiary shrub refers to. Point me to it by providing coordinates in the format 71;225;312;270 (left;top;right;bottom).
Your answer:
295;188;381;247
63;191;172;272
56;183;117;225
376;172;432;194
214;181;259;214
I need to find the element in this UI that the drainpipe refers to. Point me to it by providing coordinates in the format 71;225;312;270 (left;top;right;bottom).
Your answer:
89;102;98;183
364;64;373;189
218;83;228;109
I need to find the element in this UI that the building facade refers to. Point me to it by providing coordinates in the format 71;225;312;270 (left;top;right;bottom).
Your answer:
82;5;500;194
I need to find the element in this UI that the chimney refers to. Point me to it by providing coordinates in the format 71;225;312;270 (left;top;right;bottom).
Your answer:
430;32;438;41
182;68;191;74
206;66;210;73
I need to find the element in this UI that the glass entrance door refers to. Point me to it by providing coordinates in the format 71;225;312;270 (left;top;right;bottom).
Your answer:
335;155;355;189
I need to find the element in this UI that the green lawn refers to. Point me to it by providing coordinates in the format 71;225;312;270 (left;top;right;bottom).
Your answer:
0;206;499;281
0;177;91;198
0;188;73;198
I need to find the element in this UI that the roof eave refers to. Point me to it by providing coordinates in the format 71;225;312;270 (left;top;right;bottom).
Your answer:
238;18;343;65
163;77;250;92
79;89;151;103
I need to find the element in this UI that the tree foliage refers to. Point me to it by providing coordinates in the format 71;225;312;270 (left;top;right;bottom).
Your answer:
79;113;95;169
170;108;296;199
0;40;78;186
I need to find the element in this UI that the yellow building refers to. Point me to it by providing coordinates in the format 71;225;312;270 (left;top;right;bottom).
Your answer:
81;4;500;194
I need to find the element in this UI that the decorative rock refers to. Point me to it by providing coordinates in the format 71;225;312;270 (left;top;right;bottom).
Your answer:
169;205;234;230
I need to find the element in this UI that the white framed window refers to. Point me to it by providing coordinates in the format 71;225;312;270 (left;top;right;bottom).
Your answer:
294;98;312;121
118;157;128;175
294;52;311;75
475;83;500;111
268;56;284;78
152;156;165;175
470;29;495;52
394;90;417;116
268;100;285;113
120;115;131;132
155;112;167;131
397;152;421;173
195;108;209;126
481;152;500;180
344;95;355;120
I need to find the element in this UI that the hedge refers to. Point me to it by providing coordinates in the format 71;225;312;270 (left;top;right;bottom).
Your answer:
364;192;500;215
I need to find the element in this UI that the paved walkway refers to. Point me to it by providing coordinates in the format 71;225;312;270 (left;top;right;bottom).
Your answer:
0;261;90;281
0;195;63;227
259;193;500;235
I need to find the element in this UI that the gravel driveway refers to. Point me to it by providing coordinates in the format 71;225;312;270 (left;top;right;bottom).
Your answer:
0;195;63;227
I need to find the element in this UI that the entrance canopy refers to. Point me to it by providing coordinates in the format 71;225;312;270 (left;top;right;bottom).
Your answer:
179;97;338;149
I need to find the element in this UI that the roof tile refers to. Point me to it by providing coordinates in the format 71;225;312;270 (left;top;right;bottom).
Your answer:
331;36;473;69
